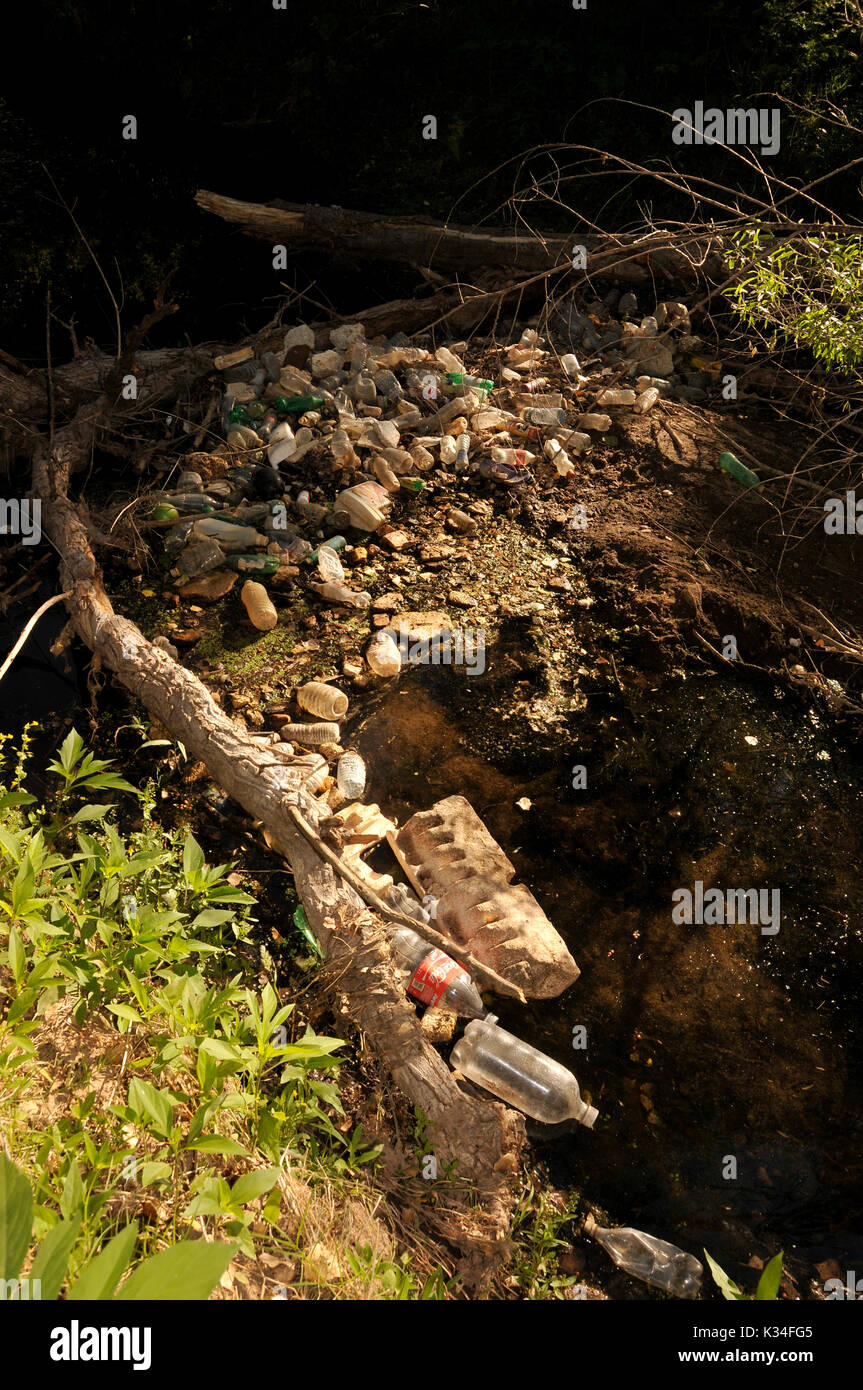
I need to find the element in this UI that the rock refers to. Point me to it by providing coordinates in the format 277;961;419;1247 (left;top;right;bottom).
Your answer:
379;526;412;552
390;610;453;643
372;592;402;613
618;292;638;315
447;509;477;534
624;338;675;376
655;300;690;332
178;570;238;603
448;589;476;608
329;323;364;352
309;350;343;377
152;635;179;661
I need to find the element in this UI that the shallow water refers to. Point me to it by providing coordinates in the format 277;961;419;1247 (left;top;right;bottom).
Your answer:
351;656;863;1288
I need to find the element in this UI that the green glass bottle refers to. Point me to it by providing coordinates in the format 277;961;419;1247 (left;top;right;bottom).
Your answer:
273;394;324;414
228;405;251;425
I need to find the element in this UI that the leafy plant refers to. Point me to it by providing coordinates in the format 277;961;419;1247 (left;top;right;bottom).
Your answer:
0;1153;235;1300
704;1248;784;1300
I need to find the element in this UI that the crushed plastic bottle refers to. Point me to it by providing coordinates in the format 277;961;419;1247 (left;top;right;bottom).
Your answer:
170;538;225;579
524;407;566;426
267;421;297;466
366;629;401;678
718;451;760;488
336;750;366;800
583;1214;703;1298
278;722;340;745
634;387;660;413
596;388;637;407
577;413;612;432
310;581;371;609
317;544;346;585
389;924;485;1019
451;1015;598;1126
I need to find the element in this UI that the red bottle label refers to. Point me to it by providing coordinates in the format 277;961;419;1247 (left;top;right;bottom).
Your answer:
408;950;463;1008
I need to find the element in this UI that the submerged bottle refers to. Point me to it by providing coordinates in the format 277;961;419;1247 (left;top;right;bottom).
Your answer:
583;1214;703;1298
389;924;485;1019
450;1015;598;1126
336;751;366;800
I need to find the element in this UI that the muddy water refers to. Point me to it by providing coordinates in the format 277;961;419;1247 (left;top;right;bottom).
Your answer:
351;659;863;1289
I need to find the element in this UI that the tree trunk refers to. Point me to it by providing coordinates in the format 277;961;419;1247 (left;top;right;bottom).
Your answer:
195;189;727;284
28;407;525;1273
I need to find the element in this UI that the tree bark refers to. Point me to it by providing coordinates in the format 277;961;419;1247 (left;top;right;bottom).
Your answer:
27;399;525;1271
195;189;727;284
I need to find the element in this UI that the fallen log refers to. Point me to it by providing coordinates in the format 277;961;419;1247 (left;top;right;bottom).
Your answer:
27;383;526;1273
195;190;727;284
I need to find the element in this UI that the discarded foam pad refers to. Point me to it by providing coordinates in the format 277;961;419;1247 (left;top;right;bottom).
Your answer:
391;794;579;999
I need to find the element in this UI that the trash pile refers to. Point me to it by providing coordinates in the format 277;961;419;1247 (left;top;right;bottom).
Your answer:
145;293;717;637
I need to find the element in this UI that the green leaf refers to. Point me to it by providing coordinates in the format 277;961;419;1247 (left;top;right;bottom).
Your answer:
230;1168;280;1208
127;1079;176;1139
60;1161;84;1221
184;1137;250;1157
67;1222;139;1301
0;1154;33;1280
69;805;114;823
183;835;205;878
703;1248;747;1300
115;1240;237;1301
29;1217;81;1300
106;1003;143;1025
755;1251;784;1301
199;1038;245;1062
8;926;26;986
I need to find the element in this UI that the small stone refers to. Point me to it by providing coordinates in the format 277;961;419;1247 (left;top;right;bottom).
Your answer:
372;613;390;628
448;589;476;608
379;527;412;552
372;592;402;613
447;508;477;534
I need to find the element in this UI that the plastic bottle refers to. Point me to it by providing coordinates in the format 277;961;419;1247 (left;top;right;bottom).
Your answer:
279;722;340;745
560;353;581;377
227;425;262;449
524;407;566;426
331;430;359;468
635;387;660;414
583;1214;703;1298
544;439;575;477
455;433;471;471
439;435;458;465
373;456;401;493
170;538;225;579
192;518;268;549
577;413;612;432
450;1015;598;1126
297;681;349;720
596;388;637;406
317;544;345;584
295;490;328;525
241;580;278;631
336;751;366;800
389;924;486;1018
366;629;401;678
310;581;371;609
387;882;429;925
490;447;536;468
225;554;281;575
718;451;760;488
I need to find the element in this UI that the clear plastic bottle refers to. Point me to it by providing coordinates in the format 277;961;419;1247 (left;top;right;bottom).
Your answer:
170;538;225;579
310;581;371;609
297;681;348;720
267;422;297;466
336;751;366;800
455;433;471;471
451;1015;598;1126
583;1214;703;1298
192;518;268;549
373;456;401;493
241;580;277;632
635;387;660;414
389;924;485;1018
366;629;401;678
524;407;566;426
596;388;637;406
279;722;340;745
577;413;612;432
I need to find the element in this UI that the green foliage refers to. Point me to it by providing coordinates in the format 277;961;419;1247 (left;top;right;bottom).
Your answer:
704;1248;784;1300
0;727;358;1298
509;1178;582;1299
727;228;863;371
0;1153;234;1300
